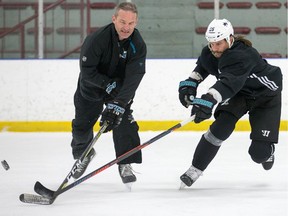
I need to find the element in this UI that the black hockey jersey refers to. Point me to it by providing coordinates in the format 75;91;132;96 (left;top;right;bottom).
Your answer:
78;23;147;105
194;40;282;101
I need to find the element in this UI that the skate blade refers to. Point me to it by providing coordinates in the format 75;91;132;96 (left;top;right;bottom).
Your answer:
179;182;186;190
124;183;133;192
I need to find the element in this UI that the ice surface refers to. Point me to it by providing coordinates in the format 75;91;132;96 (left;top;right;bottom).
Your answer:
0;131;287;216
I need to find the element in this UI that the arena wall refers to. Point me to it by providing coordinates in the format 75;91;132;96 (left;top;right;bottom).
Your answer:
0;59;287;131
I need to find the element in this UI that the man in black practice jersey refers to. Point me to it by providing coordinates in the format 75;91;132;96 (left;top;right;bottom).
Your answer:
70;2;146;186
178;19;282;187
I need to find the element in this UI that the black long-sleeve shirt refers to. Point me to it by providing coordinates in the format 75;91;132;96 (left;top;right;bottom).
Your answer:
194;40;282;102
78;23;147;105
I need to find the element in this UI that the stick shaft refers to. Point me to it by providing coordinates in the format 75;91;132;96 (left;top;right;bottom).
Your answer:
55;115;195;196
34;122;108;199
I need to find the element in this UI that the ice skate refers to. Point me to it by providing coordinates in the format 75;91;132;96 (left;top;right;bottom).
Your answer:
179;165;203;189
72;148;96;179
262;154;275;170
118;164;137;190
262;144;275;170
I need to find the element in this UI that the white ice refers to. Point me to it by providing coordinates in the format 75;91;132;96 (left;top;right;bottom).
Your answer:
0;131;287;216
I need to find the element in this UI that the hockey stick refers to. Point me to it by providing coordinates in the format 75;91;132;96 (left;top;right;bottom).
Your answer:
19;115;195;205
19;121;108;205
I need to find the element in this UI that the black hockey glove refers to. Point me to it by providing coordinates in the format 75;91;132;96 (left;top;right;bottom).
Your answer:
100;100;125;133
178;78;199;108
191;93;217;123
103;78;122;98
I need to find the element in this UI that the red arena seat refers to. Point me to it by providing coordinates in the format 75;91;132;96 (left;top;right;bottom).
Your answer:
255;27;281;34
56;27;82;34
226;2;253;9
197;2;224;9
0;2;29;9
196;27;251;35
88;27;100;33
195;27;207;34
89;2;116;9
285;27;288;33
27;27;53;35
31;3;55;10
234;27;251;34
60;3;84;9
260;53;282;58
255;1;282;8
0;27;20;34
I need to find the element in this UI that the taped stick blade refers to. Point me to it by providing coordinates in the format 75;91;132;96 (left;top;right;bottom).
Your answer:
19;193;52;205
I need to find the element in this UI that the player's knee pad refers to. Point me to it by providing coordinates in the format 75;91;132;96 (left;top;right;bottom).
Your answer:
210;111;237;141
248;140;274;164
204;129;224;147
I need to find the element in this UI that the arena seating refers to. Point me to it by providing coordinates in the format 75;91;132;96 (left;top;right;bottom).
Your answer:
194;1;286;59
27;27;54;35
56;27;82;34
255;27;282;34
260;53;282;58
60;2;84;9
195;27;251;35
0;1;286;58
255;1;282;8
197;2;224;9
54;2;116;35
0;27;20;34
89;2;116;9
0;2;29;9
226;2;253;9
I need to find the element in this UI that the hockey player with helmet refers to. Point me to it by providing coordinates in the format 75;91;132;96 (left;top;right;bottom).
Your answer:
70;2;146;187
178;18;282;187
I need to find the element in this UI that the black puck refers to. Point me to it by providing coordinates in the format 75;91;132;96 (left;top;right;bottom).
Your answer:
1;160;10;170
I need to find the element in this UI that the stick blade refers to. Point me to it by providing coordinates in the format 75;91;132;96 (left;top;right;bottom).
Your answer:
34;181;55;198
19;193;52;205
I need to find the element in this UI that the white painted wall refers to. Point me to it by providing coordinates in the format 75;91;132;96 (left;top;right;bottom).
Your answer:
0;59;287;121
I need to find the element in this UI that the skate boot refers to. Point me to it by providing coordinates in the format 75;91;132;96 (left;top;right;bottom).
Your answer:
180;165;203;189
118;164;136;190
72;148;96;179
262;144;275;170
262;154;275;170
